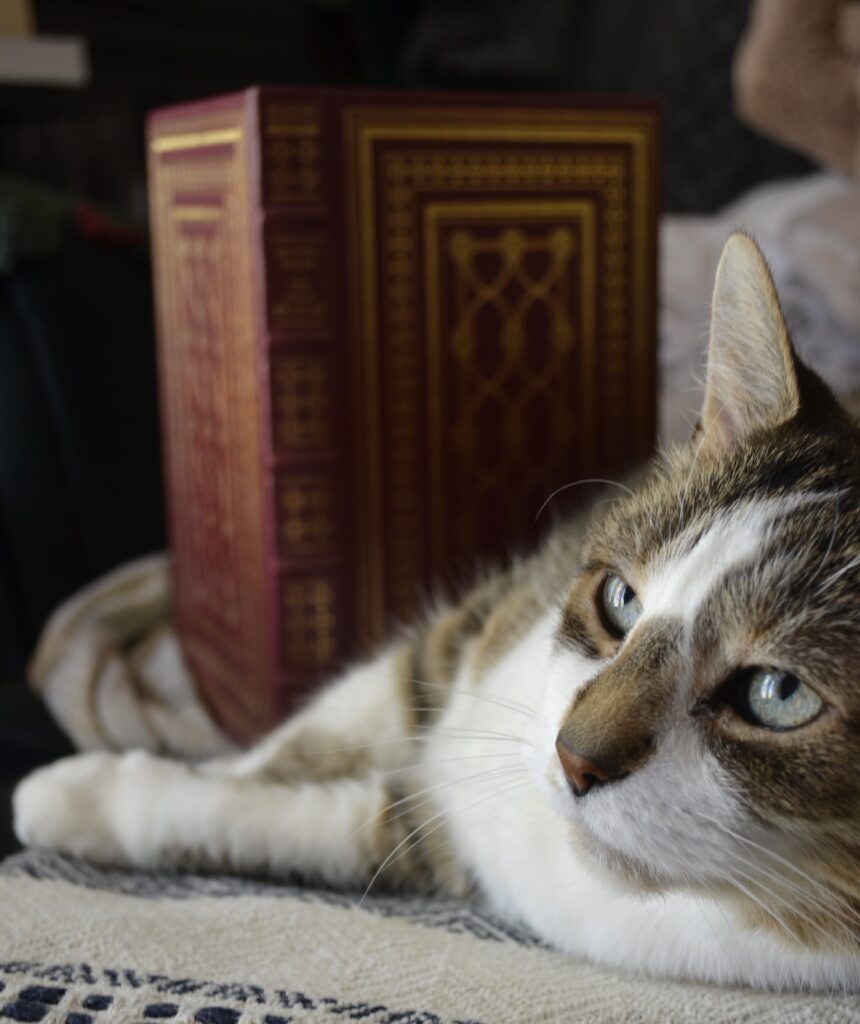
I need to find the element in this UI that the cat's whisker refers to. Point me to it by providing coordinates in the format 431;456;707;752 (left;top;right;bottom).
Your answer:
323;664;543;730
325;667;545;725
713;867;805;946
360;807;450;904
426;726;538;749
733;857;860;946
733;854;860;936
533;478;634;524
379;771;530;843
723;854;855;949
396;703;538;725
816;549;860;594
407;678;547;725
431;786;539;870
378;777;535;888
690;809;860;942
374;751;522;781
689;809;860;926
274;726;532;761
360;776;529;904
343;764;527;846
374;765;527;830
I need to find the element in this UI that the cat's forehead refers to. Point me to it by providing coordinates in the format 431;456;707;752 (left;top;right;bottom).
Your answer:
637;494;826;621
586;422;860;659
593;422;859;567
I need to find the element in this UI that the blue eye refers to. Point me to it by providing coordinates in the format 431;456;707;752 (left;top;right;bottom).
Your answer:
743;668;823;730
600;574;642;638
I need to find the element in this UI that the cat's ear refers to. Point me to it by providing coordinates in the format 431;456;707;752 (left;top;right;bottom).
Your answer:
698;232;801;452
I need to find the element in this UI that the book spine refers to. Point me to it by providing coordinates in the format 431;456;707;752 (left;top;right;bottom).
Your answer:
248;90;353;716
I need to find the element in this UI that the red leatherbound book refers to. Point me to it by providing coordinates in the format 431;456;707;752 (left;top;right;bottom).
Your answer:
147;87;660;744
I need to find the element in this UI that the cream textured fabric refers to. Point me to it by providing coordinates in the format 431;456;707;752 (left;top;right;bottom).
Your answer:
1;851;859;1023
28;554;233;759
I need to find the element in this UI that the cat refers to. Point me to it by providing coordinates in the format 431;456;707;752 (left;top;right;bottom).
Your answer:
13;233;860;992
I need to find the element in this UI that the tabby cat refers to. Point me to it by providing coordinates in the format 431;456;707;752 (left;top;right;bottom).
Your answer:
14;234;860;991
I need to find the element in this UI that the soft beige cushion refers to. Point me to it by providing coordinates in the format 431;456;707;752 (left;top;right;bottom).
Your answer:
2;850;859;1024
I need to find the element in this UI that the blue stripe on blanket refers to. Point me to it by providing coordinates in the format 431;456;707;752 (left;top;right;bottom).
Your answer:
0;960;484;1024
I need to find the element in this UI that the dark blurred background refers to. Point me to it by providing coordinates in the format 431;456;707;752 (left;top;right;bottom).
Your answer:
0;0;813;853
4;0;812;224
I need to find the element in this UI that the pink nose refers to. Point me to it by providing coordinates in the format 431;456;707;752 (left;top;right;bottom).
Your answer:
555;735;611;796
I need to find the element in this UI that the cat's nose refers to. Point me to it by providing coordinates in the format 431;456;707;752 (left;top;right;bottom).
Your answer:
555;734;612;797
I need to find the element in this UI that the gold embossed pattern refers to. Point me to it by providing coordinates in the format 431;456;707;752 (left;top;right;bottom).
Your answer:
263;102;322;205
281;578;337;666
343;124;641;637
444;224;577;553
271;352;333;451
277;474;336;558
267;229;328;331
423;200;597;567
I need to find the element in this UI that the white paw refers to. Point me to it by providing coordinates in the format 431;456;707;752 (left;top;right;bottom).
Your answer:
13;751;125;863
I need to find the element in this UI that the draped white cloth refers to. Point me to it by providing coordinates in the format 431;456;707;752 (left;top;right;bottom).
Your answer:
27;553;232;759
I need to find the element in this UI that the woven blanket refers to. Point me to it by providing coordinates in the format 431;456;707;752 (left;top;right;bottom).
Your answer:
2;851;859;1023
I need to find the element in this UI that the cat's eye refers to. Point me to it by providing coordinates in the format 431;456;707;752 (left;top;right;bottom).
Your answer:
599;574;642;639
733;667;824;731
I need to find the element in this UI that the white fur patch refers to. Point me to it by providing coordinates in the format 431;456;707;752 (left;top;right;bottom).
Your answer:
641;493;835;627
643;503;771;623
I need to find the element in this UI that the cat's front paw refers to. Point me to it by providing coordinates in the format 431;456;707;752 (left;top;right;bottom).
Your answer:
13;751;125;863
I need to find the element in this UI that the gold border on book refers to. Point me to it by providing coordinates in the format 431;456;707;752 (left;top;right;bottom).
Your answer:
423;199;597;571
170;207;223;221
342;111;384;649
344;105;655;644
149;128;243;153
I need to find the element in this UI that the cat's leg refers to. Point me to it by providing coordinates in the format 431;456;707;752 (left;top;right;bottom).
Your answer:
12;643;429;883
12;748;414;885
